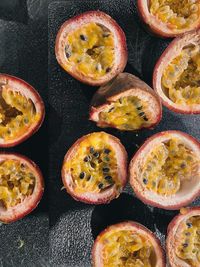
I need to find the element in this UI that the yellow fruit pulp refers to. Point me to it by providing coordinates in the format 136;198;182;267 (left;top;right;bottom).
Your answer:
142;138;199;196
0;159;35;209
65;132;120;194
100;229;155;267
150;0;200;29
65;23;115;78
162;45;200;105
0;85;41;142
99;96;150;130
176;216;200;267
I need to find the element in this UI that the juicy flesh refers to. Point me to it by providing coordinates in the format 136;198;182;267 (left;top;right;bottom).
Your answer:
65;133;120;194
162;45;200;106
150;0;200;29
141;138;199;196
175;216;200;267
65;23;115;78
99;96;150;130
0;85;40;142
0;159;35;209
100;229;155;267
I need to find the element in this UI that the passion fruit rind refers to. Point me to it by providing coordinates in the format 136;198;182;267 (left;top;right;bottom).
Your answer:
129;130;200;210
0;74;45;147
0;153;44;223
166;207;200;267
92;221;165;267
153;29;200;114
55;11;128;86
138;0;200;38
61;132;128;204
90;73;162;131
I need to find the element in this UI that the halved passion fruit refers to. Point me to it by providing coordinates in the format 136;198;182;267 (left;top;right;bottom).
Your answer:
0;153;44;223
167;207;200;267
0;74;45;147
92;221;165;267
153;30;200;114
138;0;200;38
90;73;162;131
55;11;127;86
61;132;127;204
129;131;200;210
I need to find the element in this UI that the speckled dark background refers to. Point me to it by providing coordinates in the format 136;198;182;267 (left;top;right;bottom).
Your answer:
0;0;199;266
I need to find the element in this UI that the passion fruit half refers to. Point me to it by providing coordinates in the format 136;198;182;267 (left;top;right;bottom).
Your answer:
61;132;127;204
153;30;200;114
167;207;200;267
0;153;44;223
138;0;200;38
55;11;128;86
0;74;45;147
90;73;162;131
92;221;165;267
129;131;200;210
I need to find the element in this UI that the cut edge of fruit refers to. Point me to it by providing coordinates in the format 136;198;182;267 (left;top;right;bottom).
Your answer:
129;130;200;210
153;30;200;114
92;221;165;267
0;153;44;223
55;11;128;86
0;74;45;147
61;132;128;204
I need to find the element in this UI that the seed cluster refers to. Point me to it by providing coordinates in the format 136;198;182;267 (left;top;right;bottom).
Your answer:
99;96;150;130
101;230;154;267
0;160;36;209
141;138;199;196
176;216;200;266
0;85;40;141
150;0;199;29
65;22;115;78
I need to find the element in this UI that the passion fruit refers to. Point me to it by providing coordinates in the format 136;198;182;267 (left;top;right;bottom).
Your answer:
0;74;45;147
138;0;200;38
153;30;200;114
0;153;44;223
92;221;165;267
89;73;162;131
166;207;200;267
61;132;127;204
55;11;128;86
129;131;200;210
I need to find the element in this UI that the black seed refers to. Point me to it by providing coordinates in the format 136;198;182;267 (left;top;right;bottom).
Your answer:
139;112;145;116
180;163;186;168
105;176;112;181
186;222;192;228
65;45;71;58
20;163;25;169
84;156;90;162
143;116;148;121
104;149;111;154
106;67;111;73
80;34;87;41
90;162;96;169
87;175;92;181
79;172;85;179
137;106;143;110
98;183;104;189
104;157;110;162
108;107;114;113
103;167;110;172
185;232;191;236
183;243;188;248
24;118;29;124
93;152;99;158
143;178;148;184
90;147;95;154
119;98;122;104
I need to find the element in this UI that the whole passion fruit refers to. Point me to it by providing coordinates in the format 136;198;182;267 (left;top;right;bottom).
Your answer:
61;132;127;204
0;74;45;147
138;0;200;38
90;73;162;131
166;207;200;267
129;131;200;210
55;11;128;86
153;30;200;114
92;221;165;267
0;153;44;223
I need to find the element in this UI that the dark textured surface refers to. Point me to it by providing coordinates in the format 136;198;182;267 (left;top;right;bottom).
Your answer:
0;1;49;266
49;1;199;267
